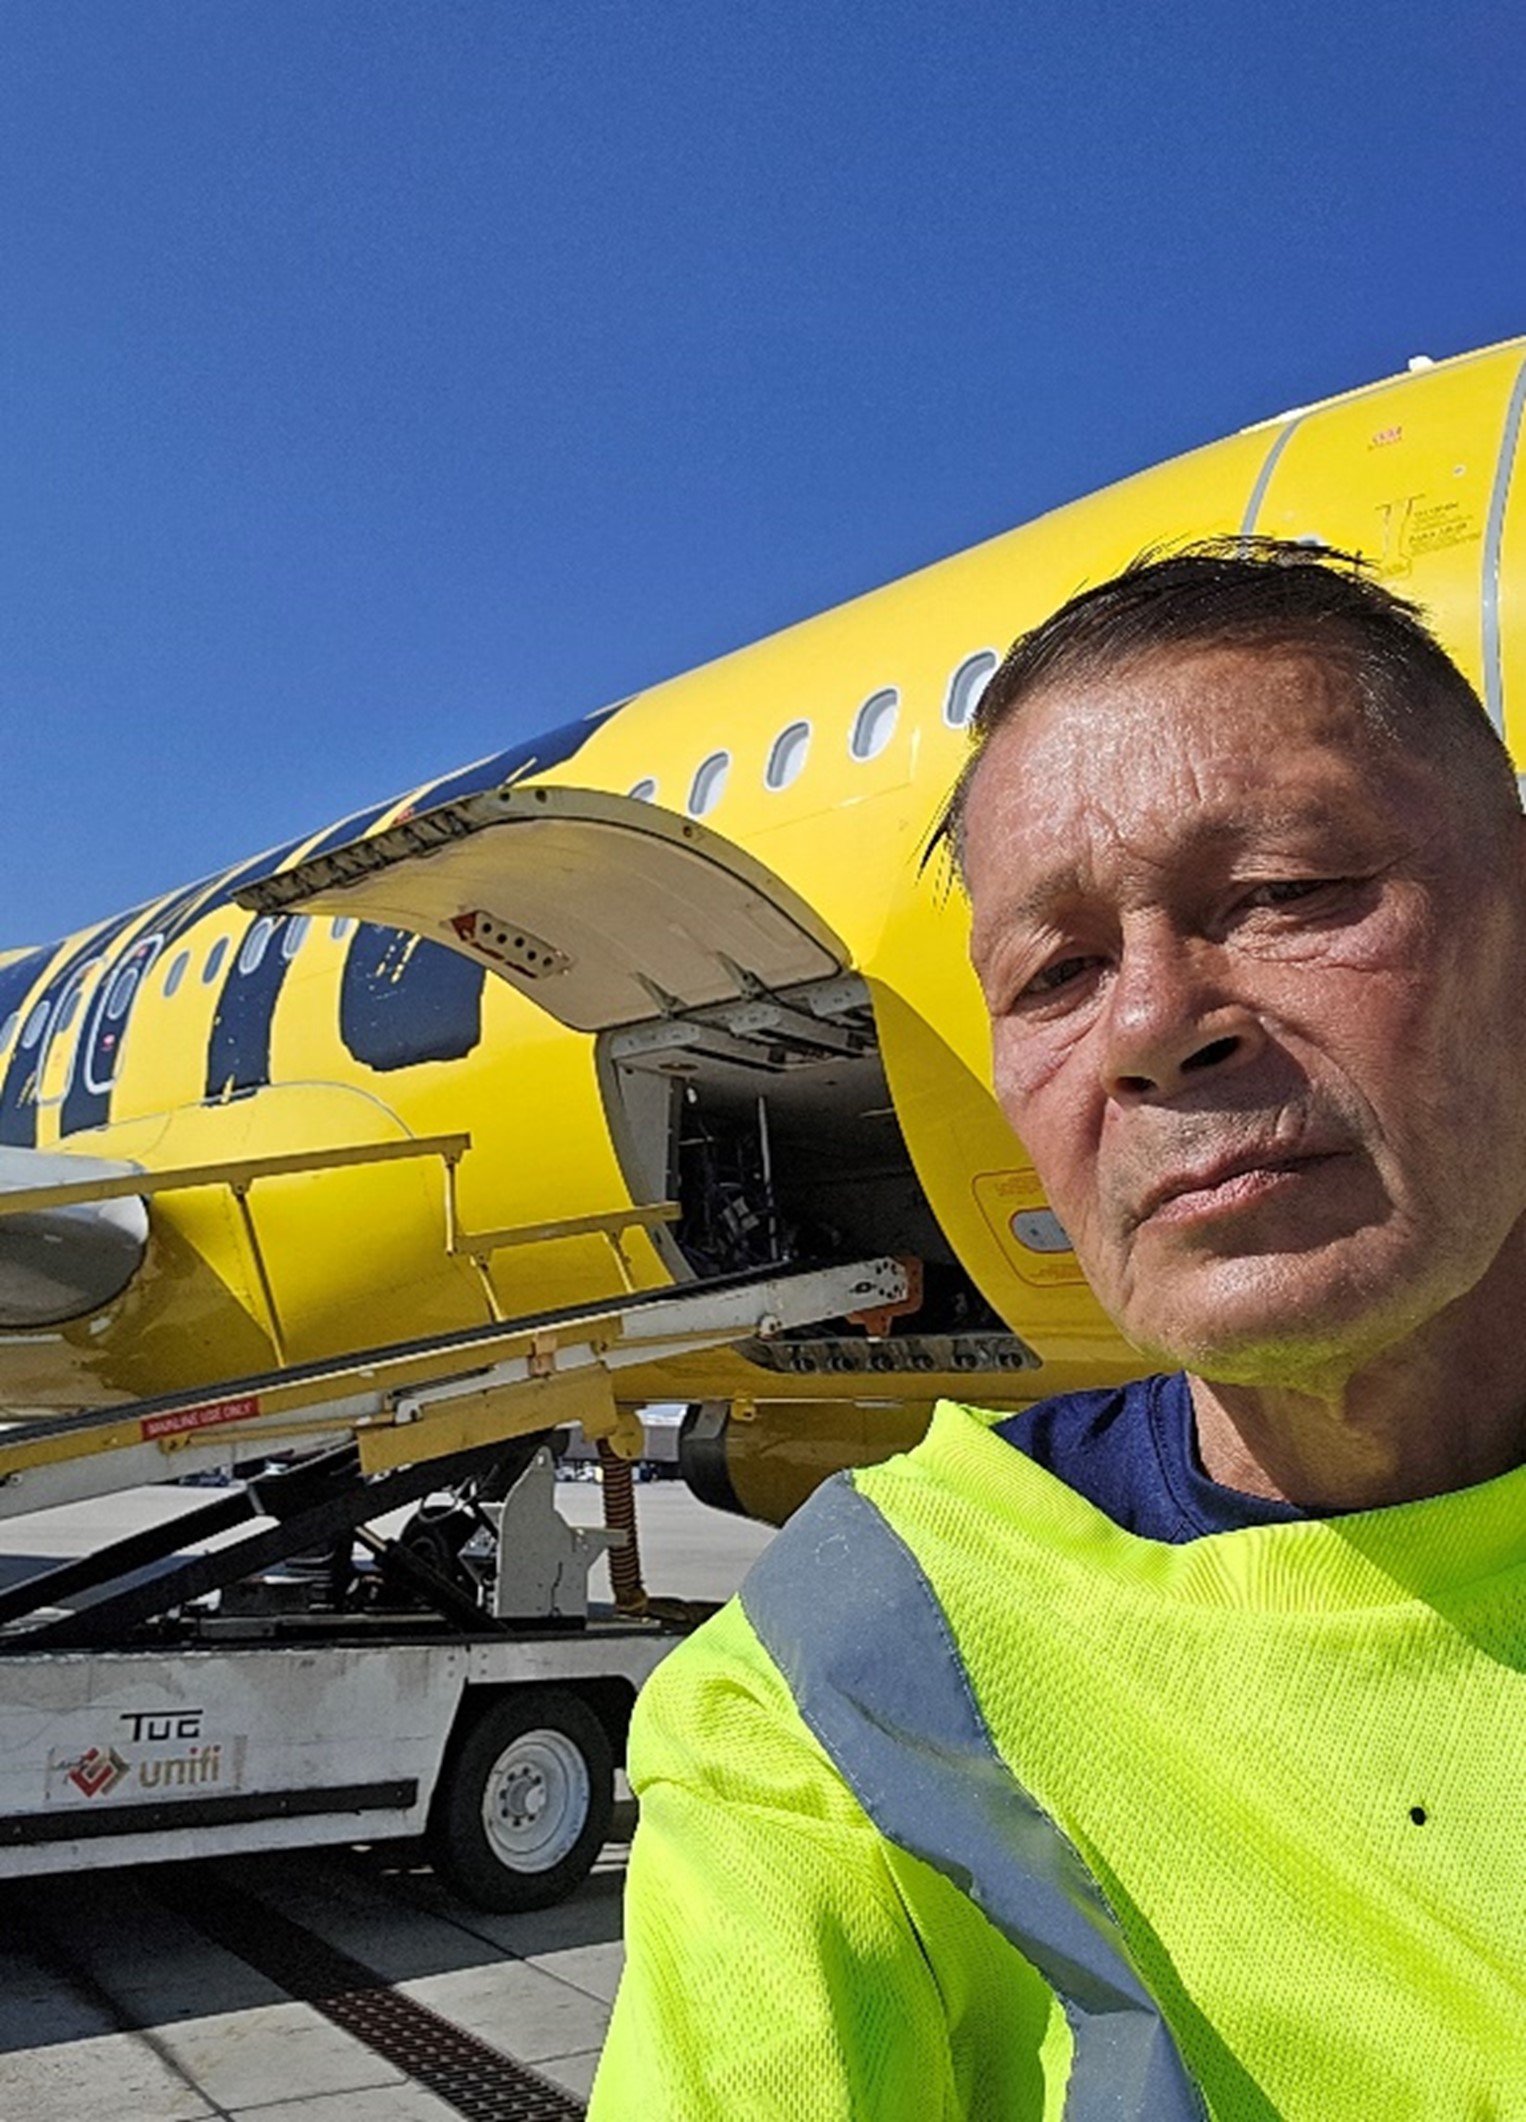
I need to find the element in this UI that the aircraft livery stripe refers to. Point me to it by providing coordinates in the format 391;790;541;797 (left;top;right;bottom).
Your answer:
1481;352;1526;736
32;699;628;1135
204;915;298;1099
1238;415;1303;540
0;947;57;1027
404;702;626;816
50;845;312;1137
740;1476;1206;2119
290;798;393;864
337;925;484;1073
0;910;144;1148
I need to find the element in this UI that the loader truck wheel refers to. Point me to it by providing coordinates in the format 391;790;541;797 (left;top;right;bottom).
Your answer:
429;1688;615;1911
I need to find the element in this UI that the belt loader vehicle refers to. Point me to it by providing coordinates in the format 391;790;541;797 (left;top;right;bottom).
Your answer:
0;1250;905;1910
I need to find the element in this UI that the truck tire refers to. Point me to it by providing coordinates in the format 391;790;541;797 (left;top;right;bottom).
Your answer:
428;1688;615;1912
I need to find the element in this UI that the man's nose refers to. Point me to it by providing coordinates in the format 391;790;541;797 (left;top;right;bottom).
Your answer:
1098;925;1264;1101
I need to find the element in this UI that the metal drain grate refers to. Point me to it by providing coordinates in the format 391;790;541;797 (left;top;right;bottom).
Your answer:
160;1867;589;2121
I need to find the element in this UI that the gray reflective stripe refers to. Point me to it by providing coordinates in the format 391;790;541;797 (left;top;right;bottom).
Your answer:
741;1476;1204;2122
1239;415;1303;538
1481;352;1526;735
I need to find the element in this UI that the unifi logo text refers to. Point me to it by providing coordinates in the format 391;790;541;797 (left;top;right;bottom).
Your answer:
135;1741;224;1790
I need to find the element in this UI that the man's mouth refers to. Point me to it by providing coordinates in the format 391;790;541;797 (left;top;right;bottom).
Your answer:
1138;1147;1348;1228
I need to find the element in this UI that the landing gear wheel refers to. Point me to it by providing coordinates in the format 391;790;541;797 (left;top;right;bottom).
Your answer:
428;1689;615;1912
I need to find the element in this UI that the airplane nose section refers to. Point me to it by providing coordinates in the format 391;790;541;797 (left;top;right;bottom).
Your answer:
0;1149;149;1327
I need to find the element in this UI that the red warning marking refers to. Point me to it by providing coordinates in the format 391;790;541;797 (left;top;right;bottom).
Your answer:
450;909;504;957
142;1393;261;1441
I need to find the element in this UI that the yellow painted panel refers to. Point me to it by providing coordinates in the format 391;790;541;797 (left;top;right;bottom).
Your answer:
865;982;1140;1384
1248;347;1523;698
541;422;1277;916
972;1170;1089;1291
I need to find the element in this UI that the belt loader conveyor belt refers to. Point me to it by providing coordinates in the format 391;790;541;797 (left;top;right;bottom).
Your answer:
0;1257;907;1522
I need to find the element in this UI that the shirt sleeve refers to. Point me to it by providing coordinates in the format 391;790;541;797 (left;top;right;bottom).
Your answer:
589;1598;1069;2121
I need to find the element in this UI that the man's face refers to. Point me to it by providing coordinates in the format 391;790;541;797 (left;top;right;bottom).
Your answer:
964;645;1526;1386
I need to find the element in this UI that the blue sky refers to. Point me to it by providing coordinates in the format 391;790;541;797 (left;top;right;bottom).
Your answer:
2;0;1522;939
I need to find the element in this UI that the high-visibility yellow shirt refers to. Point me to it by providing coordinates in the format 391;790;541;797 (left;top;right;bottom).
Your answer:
592;1400;1526;2119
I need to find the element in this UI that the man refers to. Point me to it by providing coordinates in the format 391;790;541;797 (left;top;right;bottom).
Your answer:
590;541;1526;2118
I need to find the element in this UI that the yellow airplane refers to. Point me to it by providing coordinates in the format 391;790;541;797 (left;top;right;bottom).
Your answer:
2;334;1522;1526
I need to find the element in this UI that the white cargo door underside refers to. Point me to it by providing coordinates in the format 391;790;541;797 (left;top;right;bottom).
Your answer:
236;785;850;1033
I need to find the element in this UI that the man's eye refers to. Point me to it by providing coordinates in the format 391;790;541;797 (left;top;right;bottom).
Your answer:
1243;878;1335;908
1019;954;1098;1000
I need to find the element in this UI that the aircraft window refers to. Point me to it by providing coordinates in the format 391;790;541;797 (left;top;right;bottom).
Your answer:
54;983;85;1037
281;914;311;960
765;722;811;792
104;963;140;1022
0;1013;15;1050
330;917;354;941
688;752;730;817
19;999;49;1049
202;937;229;986
944;650;999;729
849;688;900;762
238;917;275;977
628;777;658;803
163;949;189;998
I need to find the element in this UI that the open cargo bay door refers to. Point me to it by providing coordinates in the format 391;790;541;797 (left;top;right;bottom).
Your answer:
239;784;869;1282
241;783;1012;1347
239;784;850;1033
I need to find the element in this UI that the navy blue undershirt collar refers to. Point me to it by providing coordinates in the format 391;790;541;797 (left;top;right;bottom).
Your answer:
994;1373;1310;1544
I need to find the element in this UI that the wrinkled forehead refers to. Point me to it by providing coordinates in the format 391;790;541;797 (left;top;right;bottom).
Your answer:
963;647;1420;870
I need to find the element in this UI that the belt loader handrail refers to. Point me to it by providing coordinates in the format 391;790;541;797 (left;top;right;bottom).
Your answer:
0;1257;907;1522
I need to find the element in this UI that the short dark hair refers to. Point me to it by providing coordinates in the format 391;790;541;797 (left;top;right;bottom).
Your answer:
934;536;1518;872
